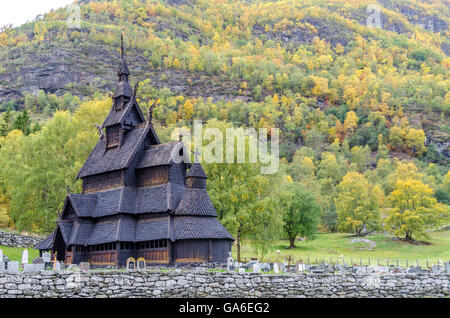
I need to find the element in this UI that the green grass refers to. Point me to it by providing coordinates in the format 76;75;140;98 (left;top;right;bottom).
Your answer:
234;231;450;267
0;246;39;263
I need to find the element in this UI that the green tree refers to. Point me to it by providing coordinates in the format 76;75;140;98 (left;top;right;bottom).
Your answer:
278;182;321;248
12;110;31;135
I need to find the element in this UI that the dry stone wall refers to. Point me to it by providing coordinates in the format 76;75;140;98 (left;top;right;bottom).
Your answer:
0;270;448;298
0;231;42;248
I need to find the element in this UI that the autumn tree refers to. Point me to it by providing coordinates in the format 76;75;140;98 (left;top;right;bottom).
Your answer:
335;172;381;236
385;178;449;241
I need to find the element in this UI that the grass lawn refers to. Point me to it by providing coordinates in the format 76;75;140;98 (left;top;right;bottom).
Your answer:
234;230;450;267
0;246;39;263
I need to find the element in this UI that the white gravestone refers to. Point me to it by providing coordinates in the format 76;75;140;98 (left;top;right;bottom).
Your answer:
0;249;3;262
273;263;279;274
24;264;45;272
42;252;51;263
21;249;29;267
54;262;61;271
239;267;246;274
253;263;261;273
226;252;235;271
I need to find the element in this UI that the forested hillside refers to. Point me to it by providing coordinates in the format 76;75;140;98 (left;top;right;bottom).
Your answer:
0;0;448;257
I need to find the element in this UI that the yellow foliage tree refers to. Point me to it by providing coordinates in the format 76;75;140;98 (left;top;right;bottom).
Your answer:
335;172;380;236
386;178;449;241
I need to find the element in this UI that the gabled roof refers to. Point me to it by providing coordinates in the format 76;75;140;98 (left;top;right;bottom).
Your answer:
68;220;94;245
67;193;96;217
59;221;73;244
174;188;217;217
77;124;152;178
186;163;208;179
136;142;189;169
174;216;234;240
35;230;56;250
102;99;145;128
113;80;132;99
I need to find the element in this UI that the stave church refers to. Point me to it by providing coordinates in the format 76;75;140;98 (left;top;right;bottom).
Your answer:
35;36;234;267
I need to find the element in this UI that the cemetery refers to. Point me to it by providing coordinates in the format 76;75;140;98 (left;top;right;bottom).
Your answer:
0;247;449;298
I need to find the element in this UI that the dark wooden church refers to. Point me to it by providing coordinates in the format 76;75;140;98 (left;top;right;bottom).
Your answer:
35;37;234;267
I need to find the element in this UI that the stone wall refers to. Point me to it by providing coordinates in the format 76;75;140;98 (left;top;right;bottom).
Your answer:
0;270;448;298
0;231;43;248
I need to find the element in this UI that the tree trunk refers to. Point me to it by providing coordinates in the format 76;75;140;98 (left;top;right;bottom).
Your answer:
289;235;296;248
236;228;241;263
405;232;413;241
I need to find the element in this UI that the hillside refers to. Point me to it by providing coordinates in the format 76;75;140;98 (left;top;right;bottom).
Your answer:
0;0;449;163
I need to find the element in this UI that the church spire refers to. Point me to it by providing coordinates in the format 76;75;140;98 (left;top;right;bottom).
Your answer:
113;33;132;107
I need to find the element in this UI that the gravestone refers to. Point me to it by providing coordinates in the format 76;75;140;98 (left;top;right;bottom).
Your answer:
126;257;136;270
280;262;286;273
21;249;29;267
42;252;51;270
226;252;235;272
444;262;450;274
8;261;19;272
0;249;3;262
326;265;335;273
42;252;51;263
32;257;44;264
407;266;422;274
80;262;90;271
337;266;347;275
24;264;45;272
247;260;258;270
296;263;305;273
253;262;261;273
310;265;325;274
260;263;270;272
68;264;79;271
0;261;4;270
137;257;146;270
238;267;246;274
273;263;279;274
431;265;441;273
355;266;367;274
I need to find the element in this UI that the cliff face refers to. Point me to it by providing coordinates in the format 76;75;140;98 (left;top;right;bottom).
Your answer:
0;41;248;105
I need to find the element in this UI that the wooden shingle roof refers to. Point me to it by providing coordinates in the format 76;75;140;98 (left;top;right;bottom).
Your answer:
77;124;150;178
174;188;217;217
35;230;56;250
174;216;234;240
